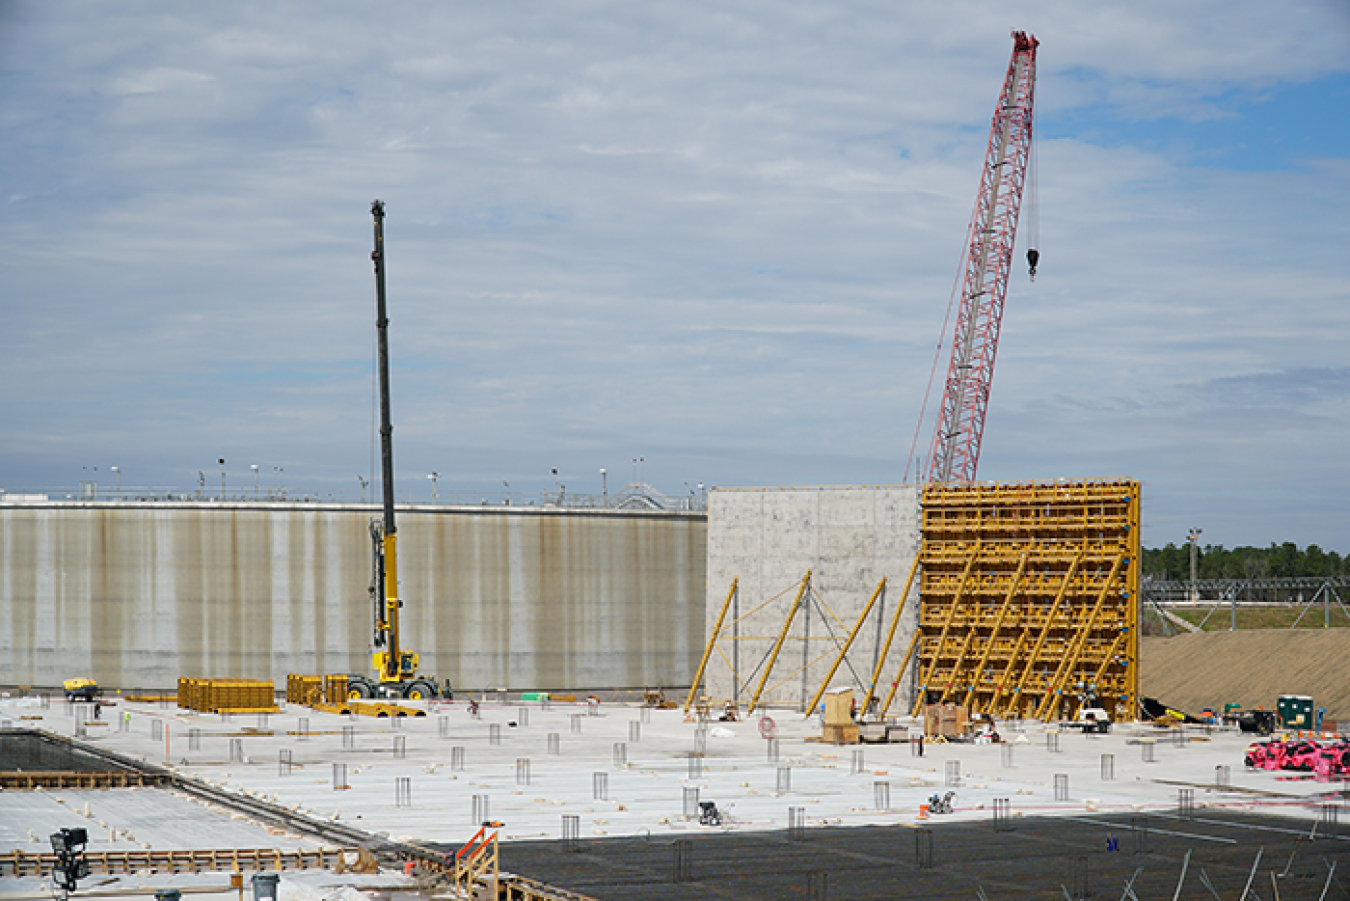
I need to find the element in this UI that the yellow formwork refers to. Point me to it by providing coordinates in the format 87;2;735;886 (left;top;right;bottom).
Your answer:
914;480;1140;722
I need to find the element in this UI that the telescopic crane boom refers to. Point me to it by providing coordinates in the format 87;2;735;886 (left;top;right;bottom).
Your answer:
345;200;439;701
926;30;1038;484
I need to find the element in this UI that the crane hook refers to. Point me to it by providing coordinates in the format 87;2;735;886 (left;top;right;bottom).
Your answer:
1026;248;1040;282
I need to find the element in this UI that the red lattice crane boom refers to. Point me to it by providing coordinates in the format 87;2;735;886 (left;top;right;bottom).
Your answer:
926;31;1038;484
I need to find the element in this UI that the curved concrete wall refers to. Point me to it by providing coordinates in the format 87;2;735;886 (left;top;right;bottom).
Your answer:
0;502;706;692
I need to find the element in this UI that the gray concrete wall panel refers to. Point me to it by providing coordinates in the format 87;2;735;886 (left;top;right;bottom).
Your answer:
0;503;705;692
703;486;921;711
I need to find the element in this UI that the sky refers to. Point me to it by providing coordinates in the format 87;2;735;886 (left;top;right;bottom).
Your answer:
1;1;1348;552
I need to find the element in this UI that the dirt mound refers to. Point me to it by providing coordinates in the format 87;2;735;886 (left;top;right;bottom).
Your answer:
1141;629;1350;720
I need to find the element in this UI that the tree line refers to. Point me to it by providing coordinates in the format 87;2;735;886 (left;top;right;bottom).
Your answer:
1143;542;1350;581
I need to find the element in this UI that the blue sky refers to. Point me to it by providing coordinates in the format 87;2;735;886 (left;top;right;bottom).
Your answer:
1;1;1348;551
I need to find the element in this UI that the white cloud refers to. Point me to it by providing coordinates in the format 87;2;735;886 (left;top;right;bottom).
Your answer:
0;0;1346;547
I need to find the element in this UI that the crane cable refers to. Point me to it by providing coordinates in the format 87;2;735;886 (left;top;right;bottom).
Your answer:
903;202;980;485
1026;117;1040;280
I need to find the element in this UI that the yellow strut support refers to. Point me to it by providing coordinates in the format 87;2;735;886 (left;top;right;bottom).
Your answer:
747;571;811;714
684;579;738;713
1033;555;1124;721
912;546;981;716
804;576;886;716
864;555;922;711
382;531;400;682
879;624;923;719
1009;549;1084;715
960;552;1029;710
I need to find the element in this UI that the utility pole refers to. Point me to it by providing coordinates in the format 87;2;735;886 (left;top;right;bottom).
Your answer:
1188;528;1203;607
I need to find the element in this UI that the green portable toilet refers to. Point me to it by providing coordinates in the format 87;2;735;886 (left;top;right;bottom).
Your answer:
1277;695;1314;729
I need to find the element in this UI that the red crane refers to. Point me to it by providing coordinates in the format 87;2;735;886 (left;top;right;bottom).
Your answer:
925;31;1038;484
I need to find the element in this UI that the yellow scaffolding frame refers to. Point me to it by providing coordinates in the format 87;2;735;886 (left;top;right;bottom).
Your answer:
915;480;1140;722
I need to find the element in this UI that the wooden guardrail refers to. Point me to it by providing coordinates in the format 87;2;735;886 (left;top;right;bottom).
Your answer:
0;847;352;878
0;771;171;789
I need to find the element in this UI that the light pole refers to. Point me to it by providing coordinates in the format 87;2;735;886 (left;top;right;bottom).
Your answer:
1187;528;1202;605
600;468;607;503
218;458;226;500
251;464;259;499
110;466;120;498
358;475;368;503
427;472;440;502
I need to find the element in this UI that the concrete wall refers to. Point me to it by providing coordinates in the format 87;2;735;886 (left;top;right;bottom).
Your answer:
703;486;921;710
0;502;705;692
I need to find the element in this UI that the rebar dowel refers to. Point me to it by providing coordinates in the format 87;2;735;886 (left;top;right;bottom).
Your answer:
613;742;627;767
451;745;465;771
393;734;406;759
1054;773;1068;802
1101;753;1115;781
1178;787;1195;819
992;797;1012;832
682;786;699;818
516;757;531;785
548;732;561;755
472;794;489;824
777;766;792;795
297;717;310;740
672;840;693;883
789;806;806;841
395;776;411;808
874;781;891;811
489;723;502;746
562;814;580;853
945;760;961;786
593;772;608;800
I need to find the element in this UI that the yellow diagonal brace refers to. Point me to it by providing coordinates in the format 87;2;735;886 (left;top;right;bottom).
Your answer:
934;628;977;706
1010;549;1084;709
805;576;887;716
747;572;811;714
960;552;1029;710
988;630;1028;718
879;624;923;719
911;544;981;716
684;578;738;713
1034;555;1124;721
865;555;921;710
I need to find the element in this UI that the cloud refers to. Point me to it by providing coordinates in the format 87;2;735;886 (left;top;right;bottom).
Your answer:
0;1;1346;549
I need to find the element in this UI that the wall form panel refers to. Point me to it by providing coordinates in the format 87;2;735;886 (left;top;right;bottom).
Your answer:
916;480;1140;721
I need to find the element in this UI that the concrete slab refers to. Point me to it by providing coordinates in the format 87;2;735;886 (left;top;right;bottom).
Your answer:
5;695;1339;854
